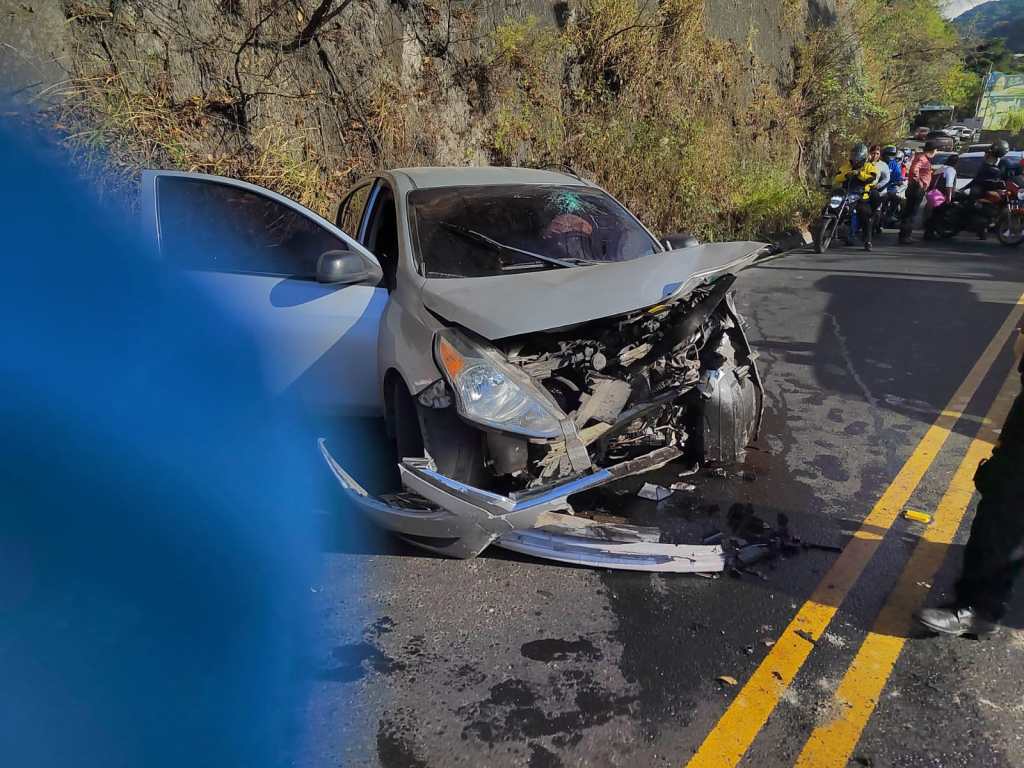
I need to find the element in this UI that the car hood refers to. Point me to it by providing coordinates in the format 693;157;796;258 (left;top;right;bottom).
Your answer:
419;241;769;340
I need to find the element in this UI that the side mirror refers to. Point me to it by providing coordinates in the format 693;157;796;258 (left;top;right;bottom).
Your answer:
315;249;382;286
663;232;700;249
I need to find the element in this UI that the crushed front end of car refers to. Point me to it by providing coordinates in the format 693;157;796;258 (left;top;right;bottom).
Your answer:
320;243;767;572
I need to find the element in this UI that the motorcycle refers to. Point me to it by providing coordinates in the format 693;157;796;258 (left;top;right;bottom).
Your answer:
876;182;906;232
933;179;1024;246
999;177;1024;246
814;184;864;254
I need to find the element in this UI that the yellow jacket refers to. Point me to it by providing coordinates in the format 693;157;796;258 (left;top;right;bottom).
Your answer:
833;161;879;199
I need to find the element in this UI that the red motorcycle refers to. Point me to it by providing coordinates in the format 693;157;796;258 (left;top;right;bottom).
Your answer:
935;179;1024;246
1000;176;1024;246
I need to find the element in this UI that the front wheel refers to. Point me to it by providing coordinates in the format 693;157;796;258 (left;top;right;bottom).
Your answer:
997;209;1024;246
814;215;837;253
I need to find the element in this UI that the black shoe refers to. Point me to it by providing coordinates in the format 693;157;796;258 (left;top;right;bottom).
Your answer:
917;605;997;637
864;241;872;251
898;237;912;245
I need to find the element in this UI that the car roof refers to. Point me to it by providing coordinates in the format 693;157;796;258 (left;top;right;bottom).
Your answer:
390;166;591;189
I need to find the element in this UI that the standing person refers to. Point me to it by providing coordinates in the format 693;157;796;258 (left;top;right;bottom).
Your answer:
917;328;1024;636
899;141;938;244
924;153;958;240
869;145;889;235
833;143;880;251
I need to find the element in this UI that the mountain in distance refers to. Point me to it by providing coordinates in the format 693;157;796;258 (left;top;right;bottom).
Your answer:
944;0;1000;18
955;0;1024;51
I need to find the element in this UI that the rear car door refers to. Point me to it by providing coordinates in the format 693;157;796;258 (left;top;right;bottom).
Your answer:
141;170;387;416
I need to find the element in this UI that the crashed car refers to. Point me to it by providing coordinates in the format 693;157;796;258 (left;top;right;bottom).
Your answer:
142;167;767;572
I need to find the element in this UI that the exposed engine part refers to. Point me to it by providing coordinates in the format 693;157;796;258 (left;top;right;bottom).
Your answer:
491;281;760;488
487;432;528;476
417;378;452;409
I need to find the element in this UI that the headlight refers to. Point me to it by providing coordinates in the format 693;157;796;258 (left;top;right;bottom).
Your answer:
1016;189;1024;201
434;328;565;439
846;194;861;204
829;195;843;208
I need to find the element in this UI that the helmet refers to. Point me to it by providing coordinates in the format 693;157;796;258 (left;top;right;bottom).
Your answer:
990;140;1010;158
849;143;869;167
882;145;898;160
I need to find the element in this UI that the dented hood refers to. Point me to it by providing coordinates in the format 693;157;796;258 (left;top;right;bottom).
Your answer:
419;241;768;340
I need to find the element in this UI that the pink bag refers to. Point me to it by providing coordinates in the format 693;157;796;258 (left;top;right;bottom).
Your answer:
926;188;947;208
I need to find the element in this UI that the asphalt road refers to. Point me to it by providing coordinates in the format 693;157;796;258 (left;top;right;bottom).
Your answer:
299;235;1024;768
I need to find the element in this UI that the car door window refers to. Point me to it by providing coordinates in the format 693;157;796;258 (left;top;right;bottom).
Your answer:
156;175;347;279
362;182;400;290
337;183;373;238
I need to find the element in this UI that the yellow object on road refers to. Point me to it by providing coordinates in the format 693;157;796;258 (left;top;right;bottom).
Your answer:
902;509;933;524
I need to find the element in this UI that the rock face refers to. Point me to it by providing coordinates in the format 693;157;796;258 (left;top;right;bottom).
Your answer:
0;1;835;232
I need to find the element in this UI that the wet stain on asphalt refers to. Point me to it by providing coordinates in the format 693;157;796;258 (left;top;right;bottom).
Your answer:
458;671;634;746
528;743;565;767
520;637;603;663
316;616;404;682
317;641;404;682
810;454;850;482
489;679;538;707
377;714;429;768
844;420;869;436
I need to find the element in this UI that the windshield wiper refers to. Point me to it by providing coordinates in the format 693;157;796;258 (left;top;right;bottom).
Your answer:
439;221;576;269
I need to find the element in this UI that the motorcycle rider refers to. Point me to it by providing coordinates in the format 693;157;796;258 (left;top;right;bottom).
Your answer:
884;145;905;188
899;141;938;244
876;145;905;230
964;141;1010;239
833;143;880;251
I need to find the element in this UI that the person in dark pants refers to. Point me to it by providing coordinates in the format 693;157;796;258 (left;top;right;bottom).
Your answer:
918;328;1024;636
899;141;938;244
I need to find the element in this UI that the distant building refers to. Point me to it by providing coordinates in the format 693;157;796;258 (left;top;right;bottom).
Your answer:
978;72;1024;129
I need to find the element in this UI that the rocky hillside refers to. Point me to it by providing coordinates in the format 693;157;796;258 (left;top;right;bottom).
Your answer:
0;1;965;239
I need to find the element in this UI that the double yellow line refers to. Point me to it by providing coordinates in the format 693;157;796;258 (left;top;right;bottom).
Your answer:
687;293;1024;768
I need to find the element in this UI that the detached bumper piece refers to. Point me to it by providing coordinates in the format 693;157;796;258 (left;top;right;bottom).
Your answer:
319;439;725;573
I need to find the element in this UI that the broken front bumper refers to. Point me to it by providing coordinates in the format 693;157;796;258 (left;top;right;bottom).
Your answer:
319;439;725;573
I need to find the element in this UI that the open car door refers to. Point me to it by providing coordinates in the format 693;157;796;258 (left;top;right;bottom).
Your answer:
141;171;387;416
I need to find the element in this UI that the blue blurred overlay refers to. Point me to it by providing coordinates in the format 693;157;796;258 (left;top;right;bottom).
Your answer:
0;122;322;767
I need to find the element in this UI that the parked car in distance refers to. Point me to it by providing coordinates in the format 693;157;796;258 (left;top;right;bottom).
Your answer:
926;130;957;151
142;166;771;572
930;151;1024;192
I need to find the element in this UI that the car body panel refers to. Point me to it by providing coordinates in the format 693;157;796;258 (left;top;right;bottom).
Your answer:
319;438;727;572
141;169;387;415
419;241;769;340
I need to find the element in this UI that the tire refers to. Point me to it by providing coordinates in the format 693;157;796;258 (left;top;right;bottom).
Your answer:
418;405;490;488
997;210;1024;246
388;379;489;487
814;215;837;254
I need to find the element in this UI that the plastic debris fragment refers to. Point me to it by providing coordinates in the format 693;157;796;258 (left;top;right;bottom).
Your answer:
671;481;697;492
903;509;932;524
638;482;672;501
